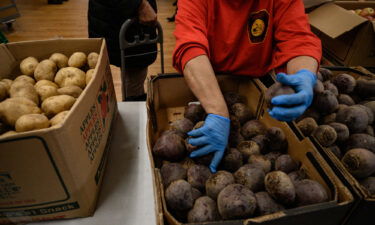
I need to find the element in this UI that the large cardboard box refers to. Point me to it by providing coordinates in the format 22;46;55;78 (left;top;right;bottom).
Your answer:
146;74;354;225
308;2;375;68
0;39;117;224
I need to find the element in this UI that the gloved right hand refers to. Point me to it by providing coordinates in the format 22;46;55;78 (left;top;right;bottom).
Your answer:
188;114;230;173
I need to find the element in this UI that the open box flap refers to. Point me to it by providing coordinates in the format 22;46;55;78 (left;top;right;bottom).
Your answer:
308;3;367;38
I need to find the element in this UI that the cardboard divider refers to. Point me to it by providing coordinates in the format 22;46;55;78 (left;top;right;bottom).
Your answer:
146;74;354;225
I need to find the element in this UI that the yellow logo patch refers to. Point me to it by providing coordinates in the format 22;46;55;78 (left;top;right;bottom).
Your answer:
248;10;269;44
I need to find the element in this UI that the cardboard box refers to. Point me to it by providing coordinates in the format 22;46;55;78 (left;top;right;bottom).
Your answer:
284;67;375;225
0;39;117;224
308;2;375;68
146;74;354;225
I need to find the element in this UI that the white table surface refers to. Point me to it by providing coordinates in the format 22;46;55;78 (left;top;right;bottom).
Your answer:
28;102;157;225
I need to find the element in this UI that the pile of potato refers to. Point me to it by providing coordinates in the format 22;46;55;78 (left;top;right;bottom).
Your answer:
349;7;375;21
152;93;329;223
268;68;375;197
0;51;99;137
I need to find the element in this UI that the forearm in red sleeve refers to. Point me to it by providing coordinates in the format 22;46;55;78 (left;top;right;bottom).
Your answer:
172;0;210;73
271;0;322;72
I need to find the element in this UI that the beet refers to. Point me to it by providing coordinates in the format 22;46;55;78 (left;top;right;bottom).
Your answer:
153;131;186;161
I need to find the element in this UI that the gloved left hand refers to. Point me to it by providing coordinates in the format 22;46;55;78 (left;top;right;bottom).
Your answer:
269;69;317;122
188;114;230;173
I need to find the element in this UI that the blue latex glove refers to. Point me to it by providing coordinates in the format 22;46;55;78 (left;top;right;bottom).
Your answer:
188;114;230;173
269;69;317;122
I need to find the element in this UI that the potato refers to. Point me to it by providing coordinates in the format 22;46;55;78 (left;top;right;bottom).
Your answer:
34;59;57;81
360;177;375;195
41;95;76;117
295;179;328;206
86;69;95;85
264;151;283;170
14;75;35;85
312;125;337;147
161;163;187;187
265;127;288;152
55;67;86;89
49;53;68;69
336;106;369;133
224;92;246;106
314;90;338;114
0;82;7;101
288;170;307;184
323;81;339;96
15;114;50;132
217;184;257;219
87;52;99;69
0;97;41;126
35;80;58;89
255;192;284;216
248;154;272;173
342;148;375;178
9;82;39;105
222;148;243;172
314;80;324;94
241;120;267;139
237;141;260;162
170;118;194;138
366;126;374;137
265;82;295;107
332;73;356;94
231;103;253;124
165;180;194;211
234;165;265;192
275;154;299;173
338;94;355;106
265;171;296;205
322;113;336;124
36;85;59;101
20;57;38;76
187;164;211;191
346;134;375;153
355;105;374;125
187;196;219;223
205;170;235;199
184;104;205;123
319;68;334;81
297;117;318;136
57;85;83;98
329;123;349;143
152;130;186;161
0;79;12;91
50;110;69;126
252;135;268;152
68;52;87;68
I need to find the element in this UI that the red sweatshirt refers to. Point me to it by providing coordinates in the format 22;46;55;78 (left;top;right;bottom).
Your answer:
173;0;322;76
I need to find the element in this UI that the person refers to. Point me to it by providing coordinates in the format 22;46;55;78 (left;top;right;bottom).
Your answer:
173;0;321;173
88;0;157;101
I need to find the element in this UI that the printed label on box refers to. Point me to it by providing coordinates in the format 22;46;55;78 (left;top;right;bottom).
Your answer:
0;137;68;209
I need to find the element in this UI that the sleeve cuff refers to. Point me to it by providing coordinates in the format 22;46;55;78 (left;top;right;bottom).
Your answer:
180;47;207;72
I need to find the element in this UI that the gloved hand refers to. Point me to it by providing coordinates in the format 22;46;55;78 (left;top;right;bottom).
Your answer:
188;114;230;173
269;69;317;122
